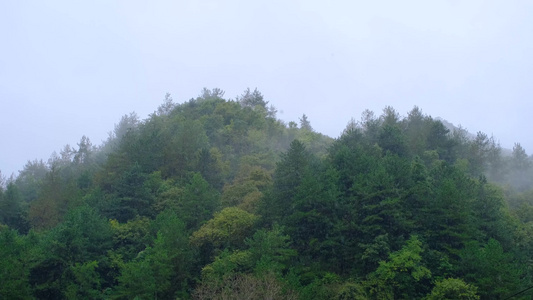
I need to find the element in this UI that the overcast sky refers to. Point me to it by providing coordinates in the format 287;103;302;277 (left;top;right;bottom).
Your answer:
1;0;532;177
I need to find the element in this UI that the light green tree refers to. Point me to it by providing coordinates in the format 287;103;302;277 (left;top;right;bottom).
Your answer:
425;278;479;300
190;206;258;251
367;235;431;299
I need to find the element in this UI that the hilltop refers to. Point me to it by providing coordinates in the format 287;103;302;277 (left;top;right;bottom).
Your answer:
1;88;532;299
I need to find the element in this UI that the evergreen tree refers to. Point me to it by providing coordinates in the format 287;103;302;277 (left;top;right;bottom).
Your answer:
0;182;28;232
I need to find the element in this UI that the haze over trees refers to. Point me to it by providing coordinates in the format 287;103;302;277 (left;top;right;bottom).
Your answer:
1;89;532;299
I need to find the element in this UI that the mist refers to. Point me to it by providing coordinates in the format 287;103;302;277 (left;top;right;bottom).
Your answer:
2;1;533;176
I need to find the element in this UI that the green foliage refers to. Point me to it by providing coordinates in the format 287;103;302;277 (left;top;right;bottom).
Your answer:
64;261;102;299
190;206;258;250
297;272;342;300
5;93;533;299
110;217;151;261
366;235;431;299
262;139;311;224
299;114;313;131
163;118;209;178
459;239;525;299
110;163;154;222
336;281;369;300
30;205;112;299
238;87;268;110
15;159;49;203
199;225;296;282
179;172;220;230
221;166;271;212
425;278;479;300
29;165;81;230
114;253;161;300
0;182;29;232
48;205;113;263
421;162;475;252
246;225;297;275
200;249;253;281
0;228;33;299
379;124;407;156
115;210;192;299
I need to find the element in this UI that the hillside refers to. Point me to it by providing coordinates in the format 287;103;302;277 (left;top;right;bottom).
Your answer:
1;89;533;299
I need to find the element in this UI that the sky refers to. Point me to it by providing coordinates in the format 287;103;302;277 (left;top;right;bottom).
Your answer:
1;0;533;177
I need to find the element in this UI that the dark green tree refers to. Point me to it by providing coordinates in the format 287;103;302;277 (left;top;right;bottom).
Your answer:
179;173;219;230
262;139;311;224
115;211;192;299
0;228;33;299
0;182;29;232
459;239;525;299
110;163;153;222
29;205;113;299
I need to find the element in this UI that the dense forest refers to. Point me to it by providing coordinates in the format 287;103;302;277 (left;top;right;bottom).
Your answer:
1;88;533;299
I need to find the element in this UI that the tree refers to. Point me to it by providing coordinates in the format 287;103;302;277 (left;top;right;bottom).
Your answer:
73;135;94;166
150;210;193;298
110;217;152;261
29;205;112;299
360;109;381;144
262;139;311;224
378;124;407;156
467;132;500;176
299;114;313;131
28;166;80;230
110;163;153;222
511;143;530;171
381;106;401;126
115;211;192;300
179;173;219;230
283;164;341;271
0;182;28;232
425;278;479;300
195;148;224;189
106;112;140;151
162;119;209;178
198;225;296;286
0;228;33;299
198;87;225;101
156;92;175;116
426;120;454;163
508;143;532;191
64;261;103;299
114;253;161;300
6;93;533;299
15;159;49;203
422;163;473;253
367;235;431;299
190;207;258;251
404;109;456;163
470;180;512;246
0;170;5;188
459;239;524;299
238;87;268;110
246;225;297;275
220;166;271;213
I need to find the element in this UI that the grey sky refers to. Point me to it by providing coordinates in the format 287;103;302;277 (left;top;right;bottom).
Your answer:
1;0;532;177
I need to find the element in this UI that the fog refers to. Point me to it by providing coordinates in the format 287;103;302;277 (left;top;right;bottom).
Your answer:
1;0;532;177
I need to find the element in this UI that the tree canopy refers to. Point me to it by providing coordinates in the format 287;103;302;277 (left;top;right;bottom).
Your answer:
1;89;532;299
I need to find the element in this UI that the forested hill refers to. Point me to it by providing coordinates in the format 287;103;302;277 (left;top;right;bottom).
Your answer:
1;88;532;299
